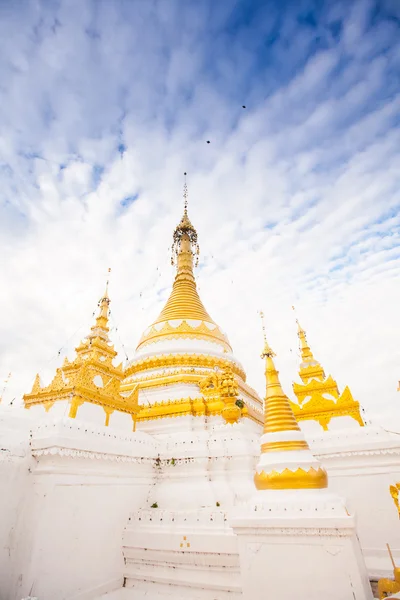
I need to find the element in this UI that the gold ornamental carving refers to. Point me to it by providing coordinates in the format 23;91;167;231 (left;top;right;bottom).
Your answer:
124;352;246;382
136;319;232;352
390;483;400;519
254;467;328;490
24;289;138;424
378;544;400;599
291;319;364;430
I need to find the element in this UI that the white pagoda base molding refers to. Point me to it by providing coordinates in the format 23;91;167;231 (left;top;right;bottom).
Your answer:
231;489;373;600
121;509;242;599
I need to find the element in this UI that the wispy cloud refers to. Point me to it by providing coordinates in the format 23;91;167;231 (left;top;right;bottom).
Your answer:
0;0;399;420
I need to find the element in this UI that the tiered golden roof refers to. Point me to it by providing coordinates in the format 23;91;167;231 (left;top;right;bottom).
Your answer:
290;319;364;430
24;286;137;423
254;314;327;490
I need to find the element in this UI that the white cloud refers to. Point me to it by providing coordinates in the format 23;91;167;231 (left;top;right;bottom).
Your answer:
0;0;399;422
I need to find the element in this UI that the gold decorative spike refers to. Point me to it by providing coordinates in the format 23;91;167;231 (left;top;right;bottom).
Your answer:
24;286;137;419
390;483;400;519
377;544;400;599
30;373;42;394
254;313;327;490
290;317;364;430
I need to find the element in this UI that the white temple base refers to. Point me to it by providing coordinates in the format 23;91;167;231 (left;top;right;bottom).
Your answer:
231;489;373;600
121;509;242;599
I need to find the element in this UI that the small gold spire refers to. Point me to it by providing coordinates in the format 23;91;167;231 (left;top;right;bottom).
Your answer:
259;312;301;435
296;319;315;363
254;312;328;490
292;311;325;382
95;277;111;331
260;311;275;359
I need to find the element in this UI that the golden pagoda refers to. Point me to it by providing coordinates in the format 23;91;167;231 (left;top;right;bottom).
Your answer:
289;319;364;431
254;314;327;490
122;177;263;427
24;285;137;425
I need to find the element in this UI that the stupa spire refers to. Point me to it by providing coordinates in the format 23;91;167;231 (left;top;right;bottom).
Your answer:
171;172;200;276
259;312;302;436
146;174;213;325
254;312;328;490
136;174;232;351
296;319;315;363
292;310;325;382
92;278;110;335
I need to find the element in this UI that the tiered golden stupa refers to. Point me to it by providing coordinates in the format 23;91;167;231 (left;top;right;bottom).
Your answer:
24;286;137;423
122;179;262;428
254;314;328;490
289;319;364;431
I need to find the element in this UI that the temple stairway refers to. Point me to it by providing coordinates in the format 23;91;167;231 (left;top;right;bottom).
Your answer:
97;508;242;600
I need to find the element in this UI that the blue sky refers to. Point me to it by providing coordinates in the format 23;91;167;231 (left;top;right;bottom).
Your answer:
0;0;399;420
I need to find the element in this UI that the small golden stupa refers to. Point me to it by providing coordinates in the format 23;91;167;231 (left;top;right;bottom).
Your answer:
254;313;328;490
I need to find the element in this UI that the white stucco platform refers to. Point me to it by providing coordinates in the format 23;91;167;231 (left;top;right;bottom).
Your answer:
1;404;400;600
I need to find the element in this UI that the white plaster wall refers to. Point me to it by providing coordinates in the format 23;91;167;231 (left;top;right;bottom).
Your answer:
138;382;202;405
26;403;48;418
322;462;400;575
49;399;70;418
12;422;158;600
311;426;400;575
110;410;133;432
0;408;34;600
300;419;325;435
77;401;106;426
146;423;259;510
231;492;372;600
0;452;33;600
235;527;371;600
134;335;227;358
328;415;363;430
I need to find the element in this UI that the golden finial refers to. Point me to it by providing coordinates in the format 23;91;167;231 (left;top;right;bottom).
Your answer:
259;311;275;359
292;307;314;363
183;171;188;216
90;271;112;337
171;172;200;268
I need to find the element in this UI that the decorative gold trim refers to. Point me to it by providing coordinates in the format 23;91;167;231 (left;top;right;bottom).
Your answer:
254;467;328;490
124;353;246;381
293;321;364;430
290;384;364;430
261;440;309;453
137;319;231;352
135;395;253;423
